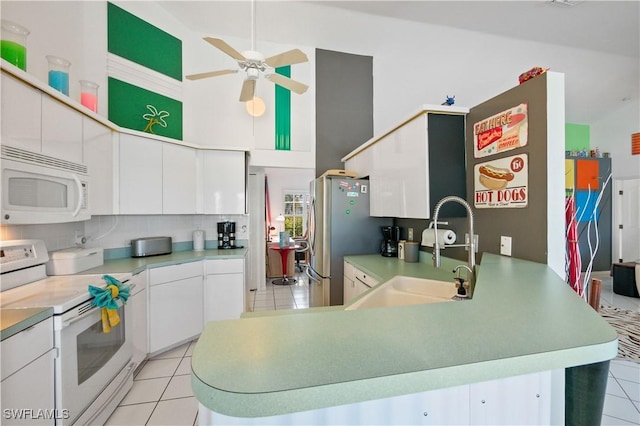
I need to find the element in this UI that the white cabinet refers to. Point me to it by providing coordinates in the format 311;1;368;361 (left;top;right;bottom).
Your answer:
149;261;203;354
469;371;551;425
41;95;83;164
343;261;378;305
130;270;148;367
204;258;245;322
369;115;428;218
163;143;197;214
1;73;42;153
83;118;117;215
1;73;83;165
1;317;55;425
345;109;467;219
119;134;199;214
119;133;163;214
201;150;246;214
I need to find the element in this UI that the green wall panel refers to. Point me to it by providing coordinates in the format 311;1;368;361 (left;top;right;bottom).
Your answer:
108;2;182;81
108;77;183;140
275;66;291;151
566;123;590;151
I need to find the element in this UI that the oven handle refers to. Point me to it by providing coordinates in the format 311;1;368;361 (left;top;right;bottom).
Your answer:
82;361;137;425
61;299;124;328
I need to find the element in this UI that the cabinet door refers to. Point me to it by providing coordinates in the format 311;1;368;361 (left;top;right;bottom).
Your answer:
204;272;245;322
83;118;116;215
469;371;551;425
370;115;428;218
130;285;148;367
0;349;56;425
41;95;83;164
343;275;355;304
202;150;246;214
149;276;203;353
1;73;42;153
119;134;163;214
163;143;197;214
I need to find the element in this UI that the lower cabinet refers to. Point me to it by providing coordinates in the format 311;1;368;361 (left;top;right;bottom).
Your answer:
204;370;555;425
469;370;551;425
204;258;245;322
1;317;55;425
344;261;378;305
130;270;148;367
149;262;203;354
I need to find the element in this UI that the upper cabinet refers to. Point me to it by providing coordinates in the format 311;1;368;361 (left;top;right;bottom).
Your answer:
83;118;117;215
343;106;468;219
163;143;197;214
1;73;42;153
201;150;246;215
2;73;83;164
2;66;248;219
119;133;164;214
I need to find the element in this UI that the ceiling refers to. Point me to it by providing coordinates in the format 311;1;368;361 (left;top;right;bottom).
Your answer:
159;0;639;125
310;1;639;58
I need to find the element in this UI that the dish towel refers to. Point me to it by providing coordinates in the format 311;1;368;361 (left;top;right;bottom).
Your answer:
88;275;130;333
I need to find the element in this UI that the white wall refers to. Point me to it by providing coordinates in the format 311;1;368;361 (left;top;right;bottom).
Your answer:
591;98;640;180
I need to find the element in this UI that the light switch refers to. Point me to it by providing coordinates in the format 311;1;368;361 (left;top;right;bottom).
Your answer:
500;236;512;256
408;228;414;241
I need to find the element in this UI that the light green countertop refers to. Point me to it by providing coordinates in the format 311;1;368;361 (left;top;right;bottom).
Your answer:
2;249;247;342
1;307;53;341
83;248;248;275
192;253;617;418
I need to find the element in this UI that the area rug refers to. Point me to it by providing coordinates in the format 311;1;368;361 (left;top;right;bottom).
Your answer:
599;305;640;363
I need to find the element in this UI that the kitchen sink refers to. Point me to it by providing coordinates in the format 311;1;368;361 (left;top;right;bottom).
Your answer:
345;275;457;310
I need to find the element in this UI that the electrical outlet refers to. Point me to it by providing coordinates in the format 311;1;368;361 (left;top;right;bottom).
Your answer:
500;236;512;256
408;228;414;241
464;233;479;252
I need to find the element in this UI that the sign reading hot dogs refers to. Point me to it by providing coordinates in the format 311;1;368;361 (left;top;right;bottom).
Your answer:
474;103;528;158
474;154;528;209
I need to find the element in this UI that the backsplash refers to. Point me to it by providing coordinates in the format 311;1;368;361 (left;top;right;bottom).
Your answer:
1;214;249;253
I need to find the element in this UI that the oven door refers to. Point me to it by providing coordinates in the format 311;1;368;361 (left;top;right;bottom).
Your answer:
54;301;132;425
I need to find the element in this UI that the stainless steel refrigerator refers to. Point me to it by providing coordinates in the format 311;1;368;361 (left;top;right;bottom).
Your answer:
307;175;392;306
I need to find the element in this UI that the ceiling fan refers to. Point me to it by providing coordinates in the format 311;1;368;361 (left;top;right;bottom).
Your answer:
186;37;309;102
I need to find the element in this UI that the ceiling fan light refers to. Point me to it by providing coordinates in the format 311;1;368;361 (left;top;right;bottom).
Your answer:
246;96;266;117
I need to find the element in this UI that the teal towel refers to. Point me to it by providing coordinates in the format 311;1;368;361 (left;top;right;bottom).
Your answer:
88;274;130;309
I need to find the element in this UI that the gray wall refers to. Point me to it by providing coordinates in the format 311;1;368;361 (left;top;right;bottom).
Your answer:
315;49;373;178
466;73;550;264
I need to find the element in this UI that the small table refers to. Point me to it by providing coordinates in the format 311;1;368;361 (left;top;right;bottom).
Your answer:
269;245;300;285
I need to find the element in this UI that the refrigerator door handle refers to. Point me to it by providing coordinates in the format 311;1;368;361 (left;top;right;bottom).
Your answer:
308;196;316;257
307;265;329;281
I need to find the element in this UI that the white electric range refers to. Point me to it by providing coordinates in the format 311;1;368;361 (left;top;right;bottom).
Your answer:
0;239;134;425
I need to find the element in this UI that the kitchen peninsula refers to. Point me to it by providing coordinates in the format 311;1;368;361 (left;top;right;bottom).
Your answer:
192;253;617;424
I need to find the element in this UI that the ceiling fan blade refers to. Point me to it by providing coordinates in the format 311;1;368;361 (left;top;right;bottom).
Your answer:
264;49;308;68
265;73;309;95
239;79;256;102
185;69;238;80
203;37;246;62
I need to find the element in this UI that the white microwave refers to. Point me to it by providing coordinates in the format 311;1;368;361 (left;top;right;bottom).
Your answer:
1;146;90;224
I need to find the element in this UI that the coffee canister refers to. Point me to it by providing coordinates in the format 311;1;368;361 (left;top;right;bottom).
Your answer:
398;240;406;260
193;230;205;251
404;241;419;263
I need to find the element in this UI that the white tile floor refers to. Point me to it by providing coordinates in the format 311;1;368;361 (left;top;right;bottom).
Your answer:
106;341;199;426
105;269;639;425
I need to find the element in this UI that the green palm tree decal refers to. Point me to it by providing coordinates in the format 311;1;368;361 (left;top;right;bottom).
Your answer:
142;105;170;134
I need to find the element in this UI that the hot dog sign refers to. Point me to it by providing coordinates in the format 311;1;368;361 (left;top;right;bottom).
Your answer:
474;103;528;158
474;154;528;209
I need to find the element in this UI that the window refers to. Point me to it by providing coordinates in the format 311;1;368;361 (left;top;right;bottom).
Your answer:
283;191;309;238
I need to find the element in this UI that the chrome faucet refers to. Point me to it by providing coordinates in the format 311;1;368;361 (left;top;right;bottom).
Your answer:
432;196;476;290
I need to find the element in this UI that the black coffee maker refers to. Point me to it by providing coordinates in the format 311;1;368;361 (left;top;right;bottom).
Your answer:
217;221;236;249
381;226;401;257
